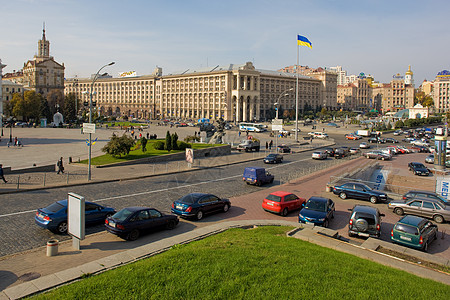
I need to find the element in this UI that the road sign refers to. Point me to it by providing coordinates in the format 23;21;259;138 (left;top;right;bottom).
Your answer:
83;123;96;134
271;119;283;131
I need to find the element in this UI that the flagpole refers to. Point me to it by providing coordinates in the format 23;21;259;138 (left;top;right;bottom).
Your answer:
295;36;299;142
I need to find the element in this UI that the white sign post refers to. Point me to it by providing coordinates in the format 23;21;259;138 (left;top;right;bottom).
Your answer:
83;123;96;134
68;193;85;250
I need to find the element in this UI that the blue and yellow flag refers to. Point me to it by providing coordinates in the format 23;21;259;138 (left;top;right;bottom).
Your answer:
297;35;312;49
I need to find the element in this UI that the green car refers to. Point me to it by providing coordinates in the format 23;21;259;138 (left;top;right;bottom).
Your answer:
391;215;438;252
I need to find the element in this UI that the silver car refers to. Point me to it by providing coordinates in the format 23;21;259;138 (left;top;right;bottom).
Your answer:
312;150;328;160
388;198;450;223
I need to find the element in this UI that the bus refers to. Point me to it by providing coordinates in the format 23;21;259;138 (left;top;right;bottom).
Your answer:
239;123;267;132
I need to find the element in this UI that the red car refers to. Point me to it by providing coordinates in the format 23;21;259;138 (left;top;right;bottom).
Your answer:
262;191;306;216
345;134;358;140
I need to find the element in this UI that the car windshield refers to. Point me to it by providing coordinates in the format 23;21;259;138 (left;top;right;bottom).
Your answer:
177;194;200;204
267;154;276;158
266;194;282;202
112;208;135;222
45;202;65;213
305;200;326;212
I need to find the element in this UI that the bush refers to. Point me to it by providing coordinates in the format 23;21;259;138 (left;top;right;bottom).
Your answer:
177;141;190;151
153;140;165;150
172;132;179;150
184;135;200;143
101;133;135;158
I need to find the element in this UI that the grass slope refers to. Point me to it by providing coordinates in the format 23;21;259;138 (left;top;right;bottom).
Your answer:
33;227;449;299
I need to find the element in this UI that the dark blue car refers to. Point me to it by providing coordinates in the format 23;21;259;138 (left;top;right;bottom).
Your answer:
35;200;116;234
332;182;388;204
105;207;179;241
171;193;231;220
298;197;335;227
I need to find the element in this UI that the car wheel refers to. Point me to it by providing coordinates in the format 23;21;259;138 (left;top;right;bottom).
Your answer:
126;229;140;241
369;196;377;204
339;192;347;200
348;231;354;237
166;220;177;230
223;204;230;213
281;208;288;217
196;210;204;220
394;207;404;215
433;214;444;223
246;182;250;185
56;221;68;234
323;219;329;228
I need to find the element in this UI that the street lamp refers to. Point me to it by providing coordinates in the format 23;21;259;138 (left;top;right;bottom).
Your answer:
274;88;294;120
87;62;115;181
8;117;16;144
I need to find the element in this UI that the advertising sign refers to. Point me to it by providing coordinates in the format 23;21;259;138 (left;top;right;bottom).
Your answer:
186;148;194;164
436;176;450;201
68;193;85;240
119;71;137;78
434;137;446;167
83;123;96;134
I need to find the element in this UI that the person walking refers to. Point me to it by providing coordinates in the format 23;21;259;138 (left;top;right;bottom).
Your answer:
56;157;64;174
266;141;269;149
269;140;273;150
0;164;7;183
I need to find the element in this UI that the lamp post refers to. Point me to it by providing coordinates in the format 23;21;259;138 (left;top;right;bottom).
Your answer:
8;117;15;144
87;62;115;181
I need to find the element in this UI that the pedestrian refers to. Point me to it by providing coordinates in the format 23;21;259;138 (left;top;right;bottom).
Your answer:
266;141;269;149
146;132;150;139
238;131;241;137
0;164;7;183
310;136;313;144
56;157;64;174
269;140;273;150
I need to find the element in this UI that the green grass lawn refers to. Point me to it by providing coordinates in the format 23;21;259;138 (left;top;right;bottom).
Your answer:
81;139;223;165
32;227;449;299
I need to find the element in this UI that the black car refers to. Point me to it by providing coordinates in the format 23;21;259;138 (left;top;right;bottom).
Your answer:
171;193;231;220
408;162;430;176
348;205;385;238
402;190;449;205
332;182;388;204
277;144;291;153
263;153;283;164
385;138;399;143
368;137;385;144
105;207;179;241
323;147;335;157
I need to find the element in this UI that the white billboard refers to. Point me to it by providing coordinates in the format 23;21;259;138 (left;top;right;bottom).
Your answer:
119;71;137;78
435;175;450;201
68;193;85;240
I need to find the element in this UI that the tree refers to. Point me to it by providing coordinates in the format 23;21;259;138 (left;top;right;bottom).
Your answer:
141;137;148;153
415;91;433;107
23;90;42;121
63;93;78;123
101;133;135;158
165;131;172;152
10;93;25;118
171;132;179;150
40;97;52;122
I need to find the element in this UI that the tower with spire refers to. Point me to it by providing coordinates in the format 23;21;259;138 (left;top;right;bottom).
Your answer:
38;22;50;59
405;65;414;87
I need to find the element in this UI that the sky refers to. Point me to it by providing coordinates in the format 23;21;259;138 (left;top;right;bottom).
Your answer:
1;0;449;84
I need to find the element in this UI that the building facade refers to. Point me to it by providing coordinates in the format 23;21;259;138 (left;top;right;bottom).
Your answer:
22;26;65;99
433;70;450;112
372;76;415;113
337;79;371;111
65;62;329;122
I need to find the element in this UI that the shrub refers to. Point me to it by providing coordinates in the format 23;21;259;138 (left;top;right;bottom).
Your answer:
177;141;190;151
153;140;165;150
101;133;135;158
184;135;200;143
165;131;172;151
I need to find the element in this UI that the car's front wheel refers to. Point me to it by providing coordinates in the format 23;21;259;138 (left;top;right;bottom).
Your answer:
339;192;347;200
56;221;68;234
369;196;377;204
166;220;177;230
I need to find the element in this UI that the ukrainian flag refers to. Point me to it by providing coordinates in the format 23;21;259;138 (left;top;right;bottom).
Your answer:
297;35;312;49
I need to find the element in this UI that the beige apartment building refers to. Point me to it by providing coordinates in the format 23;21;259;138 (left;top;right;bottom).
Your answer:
433;70;450;112
372;76;415;113
22;27;65;99
337;79;371;111
65;62;331;122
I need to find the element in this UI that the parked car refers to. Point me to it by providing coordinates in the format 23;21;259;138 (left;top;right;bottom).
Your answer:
393;130;403;136
397;145;412;153
425;154;434;164
388;198;449;223
277;144;291;153
332;182;388;204
262;191;306;216
410;145;429;153
312;150;328;160
385;138;399;143
171;193;231;220
359;142;370;149
349;148;360;155
348;205;384;238
298;197;335;227
402;190;449;204
264;153;283;164
105;207;178;241
408;162;430;176
391;215;438;252
243;167;274;186
35;200;116;234
364;150;391;160
368;137;385;144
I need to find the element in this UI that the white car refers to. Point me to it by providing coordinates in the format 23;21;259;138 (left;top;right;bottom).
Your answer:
312;150;328;160
308;132;328;139
359;142;370;149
